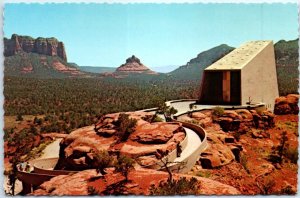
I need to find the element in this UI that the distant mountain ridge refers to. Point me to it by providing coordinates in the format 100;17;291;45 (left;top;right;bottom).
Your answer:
79;66;116;74
4;53;91;78
274;39;299;67
274;39;299;95
168;44;235;80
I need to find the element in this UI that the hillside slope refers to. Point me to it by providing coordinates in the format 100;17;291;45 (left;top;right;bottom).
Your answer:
4;52;91;78
274;39;299;95
168;44;235;81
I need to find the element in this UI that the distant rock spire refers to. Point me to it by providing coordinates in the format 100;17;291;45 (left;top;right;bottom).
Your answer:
116;55;156;74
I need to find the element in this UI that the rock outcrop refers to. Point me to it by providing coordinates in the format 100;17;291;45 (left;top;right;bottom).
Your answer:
116;55;156;74
31;168;240;195
31;169;99;196
178;107;277;169
274;94;299;115
4;34;67;61
131;122;184;144
55;111;186;170
199;128;241;169
213;109;275;132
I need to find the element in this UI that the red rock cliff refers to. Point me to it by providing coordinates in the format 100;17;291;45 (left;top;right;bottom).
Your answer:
4;34;67;61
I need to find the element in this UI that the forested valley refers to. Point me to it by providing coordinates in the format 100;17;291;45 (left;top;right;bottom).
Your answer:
4;76;199;135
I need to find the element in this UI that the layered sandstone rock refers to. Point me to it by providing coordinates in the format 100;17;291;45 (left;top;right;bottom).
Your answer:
178;110;246;169
213;109;275;132
4;34;67;61
31;169;99;196
200;131;237;169
55;111;186;170
131;122;184;144
31;168;240;195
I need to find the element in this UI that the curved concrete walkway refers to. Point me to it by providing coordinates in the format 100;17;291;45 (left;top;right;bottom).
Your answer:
33;138;62;161
174;127;201;163
169;100;196;117
166;99;265;117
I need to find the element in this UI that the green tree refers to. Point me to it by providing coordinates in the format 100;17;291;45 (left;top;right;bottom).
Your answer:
116;114;137;142
115;155;134;181
150;177;199;195
94;150;115;175
268;131;288;164
29;125;38;135
16;114;23;121
157;102;178;122
212;106;224;117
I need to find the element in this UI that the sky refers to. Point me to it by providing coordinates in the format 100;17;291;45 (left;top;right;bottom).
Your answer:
4;3;299;67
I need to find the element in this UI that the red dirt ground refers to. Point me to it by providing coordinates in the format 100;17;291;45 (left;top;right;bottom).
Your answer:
190;114;298;195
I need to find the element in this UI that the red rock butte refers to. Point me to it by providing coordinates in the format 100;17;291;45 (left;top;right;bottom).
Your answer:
4;34;67;61
116;55;156;74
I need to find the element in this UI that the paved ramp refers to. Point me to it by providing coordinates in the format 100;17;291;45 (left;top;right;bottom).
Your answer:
174;127;201;163
168;100;196;116
34;138;62;160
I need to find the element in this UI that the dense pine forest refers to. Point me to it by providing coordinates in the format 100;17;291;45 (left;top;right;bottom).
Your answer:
4;76;199;134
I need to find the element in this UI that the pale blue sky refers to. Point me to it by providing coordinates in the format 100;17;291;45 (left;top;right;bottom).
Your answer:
4;3;298;67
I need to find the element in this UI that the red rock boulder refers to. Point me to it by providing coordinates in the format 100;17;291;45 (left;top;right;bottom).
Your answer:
274;94;299;115
131;122;183;144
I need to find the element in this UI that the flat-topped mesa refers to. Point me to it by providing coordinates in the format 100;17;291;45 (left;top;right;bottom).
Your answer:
116;55;155;73
4;34;67;61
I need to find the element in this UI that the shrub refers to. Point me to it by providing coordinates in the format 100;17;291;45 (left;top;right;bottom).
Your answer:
196;171;211;178
268;131;288;164
240;153;250;174
152;115;164;122
186;120;199;125
116;113;137;142
284;146;298;164
150;177;200;195
280;185;296;195
255;107;265;115
212;106;224;117
257;176;275;195
94;150;115;175
232;132;241;141
115;155;134;181
16;114;23;121
157;102;178;121
166;107;178;117
87;186;98;195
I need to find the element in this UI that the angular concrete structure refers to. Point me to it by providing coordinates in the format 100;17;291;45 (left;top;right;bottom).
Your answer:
198;40;279;111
